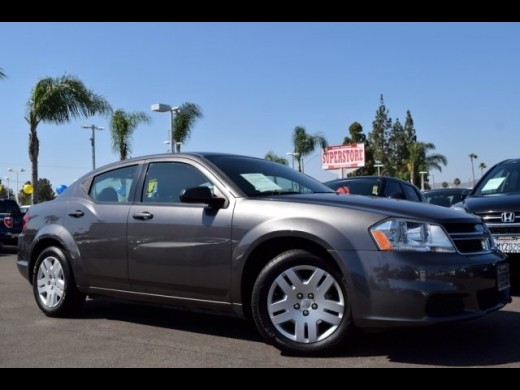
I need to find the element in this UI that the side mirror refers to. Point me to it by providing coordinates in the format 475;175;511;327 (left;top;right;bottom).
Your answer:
180;187;225;209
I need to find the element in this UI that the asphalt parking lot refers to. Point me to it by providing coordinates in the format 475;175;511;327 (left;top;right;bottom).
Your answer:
1;246;520;368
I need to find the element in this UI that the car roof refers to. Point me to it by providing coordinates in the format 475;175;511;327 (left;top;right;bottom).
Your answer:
423;188;467;193
497;158;520;165
324;176;410;184
85;152;264;175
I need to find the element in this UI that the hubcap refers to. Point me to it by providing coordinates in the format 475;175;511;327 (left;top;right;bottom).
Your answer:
267;265;345;344
36;257;65;309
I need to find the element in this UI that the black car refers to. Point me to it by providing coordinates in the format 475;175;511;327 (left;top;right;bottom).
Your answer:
324;176;425;202
17;153;510;355
453;159;520;268
423;188;468;208
0;199;24;251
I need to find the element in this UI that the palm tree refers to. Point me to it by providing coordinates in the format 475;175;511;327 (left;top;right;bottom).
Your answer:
442;181;449;189
173;102;203;152
26;75;112;204
109;109;151;161
265;152;288;166
469;153;478;186
292;126;328;173
407;142;448;185
479;162;487;177
454;178;461;188
0;68;6;79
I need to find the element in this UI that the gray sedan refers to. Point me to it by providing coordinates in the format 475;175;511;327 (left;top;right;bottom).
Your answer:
17;153;511;355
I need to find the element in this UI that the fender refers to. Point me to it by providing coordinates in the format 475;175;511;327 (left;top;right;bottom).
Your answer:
29;223;87;287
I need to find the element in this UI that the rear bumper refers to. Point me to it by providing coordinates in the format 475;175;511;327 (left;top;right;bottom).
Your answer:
335;249;511;329
16;259;30;283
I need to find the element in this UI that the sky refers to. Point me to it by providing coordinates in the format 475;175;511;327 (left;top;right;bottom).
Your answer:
1;22;519;193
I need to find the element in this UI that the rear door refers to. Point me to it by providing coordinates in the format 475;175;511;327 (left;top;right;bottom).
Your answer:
65;164;140;290
127;160;233;302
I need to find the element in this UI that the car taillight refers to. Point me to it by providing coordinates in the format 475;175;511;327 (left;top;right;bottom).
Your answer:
4;217;13;229
22;213;30;232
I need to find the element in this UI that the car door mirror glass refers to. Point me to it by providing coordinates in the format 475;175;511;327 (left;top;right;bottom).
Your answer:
180;187;225;209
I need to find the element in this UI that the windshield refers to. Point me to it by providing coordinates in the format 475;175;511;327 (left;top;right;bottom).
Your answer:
205;155;334;197
474;161;520;196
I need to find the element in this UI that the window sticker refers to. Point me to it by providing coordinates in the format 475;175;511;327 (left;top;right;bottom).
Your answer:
372;185;379;196
482;177;505;192
241;174;283;192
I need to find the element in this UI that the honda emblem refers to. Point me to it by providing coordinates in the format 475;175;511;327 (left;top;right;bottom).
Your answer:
501;212;516;223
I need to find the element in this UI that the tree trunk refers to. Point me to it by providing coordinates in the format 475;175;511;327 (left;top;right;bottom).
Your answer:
29;126;39;205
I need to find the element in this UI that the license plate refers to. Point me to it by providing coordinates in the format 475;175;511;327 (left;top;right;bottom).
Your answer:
497;263;511;291
496;236;520;253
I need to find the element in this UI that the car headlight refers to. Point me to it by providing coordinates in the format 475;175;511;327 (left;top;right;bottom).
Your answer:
370;219;456;253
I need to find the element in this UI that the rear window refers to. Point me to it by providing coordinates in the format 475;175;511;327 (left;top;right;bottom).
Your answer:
0;200;21;214
89;165;139;203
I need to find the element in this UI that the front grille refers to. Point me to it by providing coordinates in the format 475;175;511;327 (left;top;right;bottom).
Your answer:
488;226;520;235
475;211;520;236
443;223;492;254
478;211;520;224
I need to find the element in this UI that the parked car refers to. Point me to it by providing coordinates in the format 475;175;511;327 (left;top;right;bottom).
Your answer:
452;159;520;269
423;188;468;208
324;176;425;202
18;153;510;355
0;199;23;251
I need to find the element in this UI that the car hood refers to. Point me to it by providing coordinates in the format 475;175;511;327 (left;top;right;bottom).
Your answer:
270;193;481;224
464;193;520;213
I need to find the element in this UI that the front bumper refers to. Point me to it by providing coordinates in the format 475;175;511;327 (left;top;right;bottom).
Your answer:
335;249;511;329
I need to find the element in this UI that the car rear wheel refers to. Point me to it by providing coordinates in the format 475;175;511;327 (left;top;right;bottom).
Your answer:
33;247;86;318
252;250;353;355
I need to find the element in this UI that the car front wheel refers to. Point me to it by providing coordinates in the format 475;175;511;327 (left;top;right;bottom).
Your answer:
252;250;353;355
32;246;86;318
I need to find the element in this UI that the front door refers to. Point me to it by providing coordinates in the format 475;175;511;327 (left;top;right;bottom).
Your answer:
127;161;233;302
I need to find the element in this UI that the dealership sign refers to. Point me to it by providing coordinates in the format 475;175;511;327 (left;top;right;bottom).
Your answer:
322;144;365;170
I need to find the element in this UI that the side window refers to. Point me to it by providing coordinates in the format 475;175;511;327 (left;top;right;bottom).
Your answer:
143;162;214;204
89;165;138;203
383;180;402;198
402;184;421;202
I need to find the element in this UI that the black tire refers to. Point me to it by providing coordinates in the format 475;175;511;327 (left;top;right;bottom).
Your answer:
32;246;86;318
251;249;353;356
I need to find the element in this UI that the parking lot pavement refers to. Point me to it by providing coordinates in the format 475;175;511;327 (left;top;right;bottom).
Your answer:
2;246;520;367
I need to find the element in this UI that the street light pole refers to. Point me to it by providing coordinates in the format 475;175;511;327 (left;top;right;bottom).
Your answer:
374;161;384;176
419;171;428;191
152;104;180;153
286;152;300;170
82;125;104;170
7;168;26;202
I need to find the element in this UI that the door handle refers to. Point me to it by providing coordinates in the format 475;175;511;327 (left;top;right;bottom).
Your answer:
132;212;154;221
68;210;85;218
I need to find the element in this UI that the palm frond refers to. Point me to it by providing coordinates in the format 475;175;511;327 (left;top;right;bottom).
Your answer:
109;109;151;160
28;75;112;125
173;102;203;149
